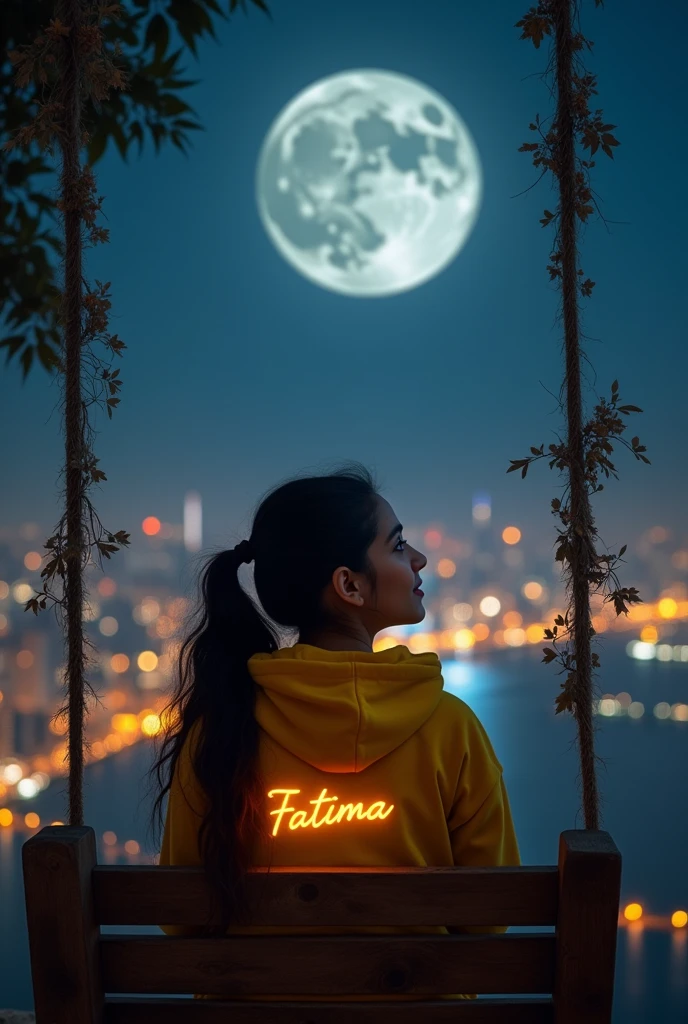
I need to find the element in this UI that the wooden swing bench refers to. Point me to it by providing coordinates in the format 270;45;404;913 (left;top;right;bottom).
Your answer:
22;824;621;1023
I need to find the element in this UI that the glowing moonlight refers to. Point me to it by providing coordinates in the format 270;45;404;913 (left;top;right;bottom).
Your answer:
255;69;482;297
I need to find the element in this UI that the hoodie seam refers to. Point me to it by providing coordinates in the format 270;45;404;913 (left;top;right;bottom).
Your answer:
352;660;363;772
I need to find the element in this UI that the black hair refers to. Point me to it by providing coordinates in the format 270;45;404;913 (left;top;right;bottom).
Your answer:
149;460;381;929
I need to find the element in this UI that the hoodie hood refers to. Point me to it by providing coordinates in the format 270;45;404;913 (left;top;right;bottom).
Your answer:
248;642;444;773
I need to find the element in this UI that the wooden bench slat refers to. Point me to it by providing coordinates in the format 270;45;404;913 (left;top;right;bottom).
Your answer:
100;934;555;996
104;995;555;1023
93;865;559;927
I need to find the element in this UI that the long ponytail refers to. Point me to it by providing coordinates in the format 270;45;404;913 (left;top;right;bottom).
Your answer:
150;545;278;928
149;461;381;928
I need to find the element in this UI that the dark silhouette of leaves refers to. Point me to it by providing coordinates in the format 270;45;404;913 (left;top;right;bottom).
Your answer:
1;0;271;378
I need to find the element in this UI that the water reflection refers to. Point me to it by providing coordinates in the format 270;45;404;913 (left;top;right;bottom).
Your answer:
625;923;645;1000
670;928;687;1000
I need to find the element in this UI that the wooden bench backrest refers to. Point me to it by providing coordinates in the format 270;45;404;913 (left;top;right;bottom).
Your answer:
22;826;621;1024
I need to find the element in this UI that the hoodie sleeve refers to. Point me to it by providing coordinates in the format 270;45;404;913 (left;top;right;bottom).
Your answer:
446;704;521;934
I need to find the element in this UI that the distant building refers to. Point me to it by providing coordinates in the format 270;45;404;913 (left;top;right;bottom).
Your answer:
469;491;496;589
13;710;49;757
11;631;50;714
0;634;51;757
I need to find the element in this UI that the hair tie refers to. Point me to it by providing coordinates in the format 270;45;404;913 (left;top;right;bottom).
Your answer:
234;539;254;565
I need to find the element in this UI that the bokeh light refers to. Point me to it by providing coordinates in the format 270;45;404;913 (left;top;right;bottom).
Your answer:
142;517;161;536
479;596;501;617
137;650;159;672
17;778;40;798
452;603;473;622
453;629;475;650
97;577;117;597
99;616;119;637
504;628;526;646
12;583;34;604
502;526;521;545
110;653;130;673
82;598;101;622
502;611;523;628
671;550;688;570
1;763;23;785
134;597;161;625
627;641;656;661
112;714;139;734
624;903;643;922
16;650;34;669
140;714;162;737
657;598;678;619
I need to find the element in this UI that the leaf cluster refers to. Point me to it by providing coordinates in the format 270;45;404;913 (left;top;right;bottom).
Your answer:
1;0;270;378
508;376;650;714
516;5;620;302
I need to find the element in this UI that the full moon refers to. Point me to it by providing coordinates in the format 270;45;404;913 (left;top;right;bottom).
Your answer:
255;69;483;297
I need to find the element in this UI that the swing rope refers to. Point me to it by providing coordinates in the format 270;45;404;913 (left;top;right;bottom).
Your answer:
59;0;88;828
552;0;600;830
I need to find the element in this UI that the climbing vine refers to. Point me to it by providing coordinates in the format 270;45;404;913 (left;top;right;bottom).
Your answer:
5;0;130;824
509;0;650;829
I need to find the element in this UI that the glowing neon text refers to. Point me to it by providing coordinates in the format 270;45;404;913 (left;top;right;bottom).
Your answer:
267;788;394;837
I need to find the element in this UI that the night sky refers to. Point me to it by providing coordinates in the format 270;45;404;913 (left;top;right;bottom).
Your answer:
3;0;686;550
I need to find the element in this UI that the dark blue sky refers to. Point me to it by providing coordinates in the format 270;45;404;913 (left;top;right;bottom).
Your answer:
3;0;686;551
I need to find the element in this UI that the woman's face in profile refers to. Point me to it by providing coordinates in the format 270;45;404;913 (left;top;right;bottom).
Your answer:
368;495;428;630
324;495;428;635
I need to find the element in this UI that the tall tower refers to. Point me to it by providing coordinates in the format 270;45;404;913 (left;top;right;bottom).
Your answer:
0;649;12;758
10;631;50;757
183;491;203;554
470;491;495;590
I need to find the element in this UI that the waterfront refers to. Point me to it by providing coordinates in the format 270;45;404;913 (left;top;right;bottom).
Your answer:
1;636;687;1020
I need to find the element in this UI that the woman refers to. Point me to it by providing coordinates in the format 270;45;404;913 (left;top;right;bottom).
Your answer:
151;461;520;1001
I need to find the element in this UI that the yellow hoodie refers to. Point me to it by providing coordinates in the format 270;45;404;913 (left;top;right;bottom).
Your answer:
159;643;521;1001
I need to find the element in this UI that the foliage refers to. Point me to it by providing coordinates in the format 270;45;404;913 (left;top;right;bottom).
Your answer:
1;0;270;379
4;0;135;821
509;1;650;735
